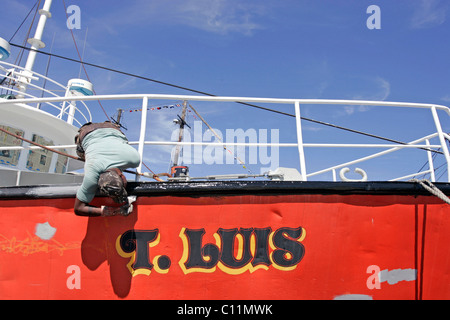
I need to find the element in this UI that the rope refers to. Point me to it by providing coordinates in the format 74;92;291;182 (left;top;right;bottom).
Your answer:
4;126;450;190
142;162;166;182
188;103;254;175
410;178;450;204
0;126;79;160
0;127;166;181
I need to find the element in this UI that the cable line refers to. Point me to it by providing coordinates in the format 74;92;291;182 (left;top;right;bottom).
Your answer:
8;0;40;43
61;0;110;121
8;43;443;155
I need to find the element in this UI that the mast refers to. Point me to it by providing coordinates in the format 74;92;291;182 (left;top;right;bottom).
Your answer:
172;100;187;167
116;108;123;125
17;0;53;97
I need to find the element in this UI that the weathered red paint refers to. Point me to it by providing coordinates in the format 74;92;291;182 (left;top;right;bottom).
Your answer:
0;194;448;300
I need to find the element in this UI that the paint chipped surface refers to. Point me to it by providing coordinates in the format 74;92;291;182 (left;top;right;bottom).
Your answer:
379;268;417;285
0;191;448;299
35;222;57;240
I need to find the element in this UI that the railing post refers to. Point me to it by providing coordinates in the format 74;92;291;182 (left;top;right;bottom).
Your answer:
294;101;307;181
136;96;148;181
425;139;436;182
430;106;450;182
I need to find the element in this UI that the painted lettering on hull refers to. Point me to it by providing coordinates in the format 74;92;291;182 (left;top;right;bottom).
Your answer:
116;226;306;276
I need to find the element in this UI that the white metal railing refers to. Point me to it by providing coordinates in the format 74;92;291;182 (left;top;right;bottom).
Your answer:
0;93;449;182
0;61;92;126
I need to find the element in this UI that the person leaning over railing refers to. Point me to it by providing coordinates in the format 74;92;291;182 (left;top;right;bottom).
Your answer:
73;121;140;217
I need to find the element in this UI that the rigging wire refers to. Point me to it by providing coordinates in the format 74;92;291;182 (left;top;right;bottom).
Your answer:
8;0;40;43
61;0;110;121
187;103;254;175
5;2;446;181
38;32;56;109
4;1;168;178
8;42;444;156
14;0;41;68
413;138;450;181
414;147;440;180
4;2;447;157
1;0;40;96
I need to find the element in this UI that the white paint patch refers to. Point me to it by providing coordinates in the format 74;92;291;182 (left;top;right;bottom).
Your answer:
379;268;417;285
128;195;137;205
24;185;79;198
35;222;57;240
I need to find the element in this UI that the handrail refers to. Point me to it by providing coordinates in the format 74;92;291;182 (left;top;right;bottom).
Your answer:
0;85;63;113
0;93;448;182
0;85;90;127
306;133;440;178
0;61;92;125
0;93;449;112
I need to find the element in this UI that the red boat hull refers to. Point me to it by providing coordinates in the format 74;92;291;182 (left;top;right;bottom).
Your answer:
1;183;449;300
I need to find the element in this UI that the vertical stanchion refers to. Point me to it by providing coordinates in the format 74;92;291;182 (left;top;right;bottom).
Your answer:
430;106;450;182
294;101;307;181
425;139;435;182
136;96;148;181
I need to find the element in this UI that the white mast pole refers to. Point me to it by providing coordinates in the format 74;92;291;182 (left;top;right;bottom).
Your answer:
18;0;53;97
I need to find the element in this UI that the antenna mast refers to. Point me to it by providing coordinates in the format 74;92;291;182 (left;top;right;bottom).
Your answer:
18;0;53;97
172;100;187;167
171;100;190;178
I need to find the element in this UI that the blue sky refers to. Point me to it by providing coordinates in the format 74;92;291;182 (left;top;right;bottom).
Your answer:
2;0;450;181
